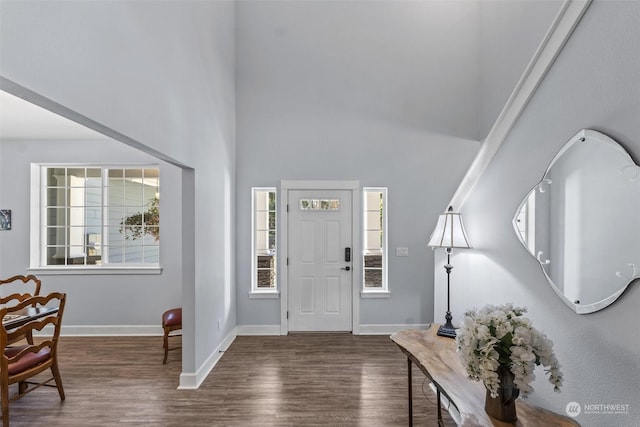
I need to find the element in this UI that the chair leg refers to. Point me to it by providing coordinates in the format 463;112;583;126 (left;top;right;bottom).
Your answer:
51;362;65;400
163;328;169;364
2;382;9;427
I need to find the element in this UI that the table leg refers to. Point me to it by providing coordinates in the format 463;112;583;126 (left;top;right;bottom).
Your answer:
437;387;443;427
407;357;413;427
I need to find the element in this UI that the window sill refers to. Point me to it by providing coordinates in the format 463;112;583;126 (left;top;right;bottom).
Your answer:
27;266;162;276
360;290;391;298
249;291;280;299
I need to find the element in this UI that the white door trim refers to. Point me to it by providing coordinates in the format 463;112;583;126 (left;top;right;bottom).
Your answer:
280;180;360;335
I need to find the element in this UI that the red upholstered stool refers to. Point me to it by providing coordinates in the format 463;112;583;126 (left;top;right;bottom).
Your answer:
162;307;182;364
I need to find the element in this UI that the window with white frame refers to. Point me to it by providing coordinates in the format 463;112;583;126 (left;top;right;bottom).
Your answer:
34;165;160;267
252;188;277;292
363;188;387;292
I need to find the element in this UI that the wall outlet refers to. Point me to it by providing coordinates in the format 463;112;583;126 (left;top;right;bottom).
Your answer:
396;247;409;257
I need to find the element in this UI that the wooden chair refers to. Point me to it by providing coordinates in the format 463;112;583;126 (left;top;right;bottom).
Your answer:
0;275;41;298
0;294;34;347
0;293;66;427
162;307;182;364
0;275;42;345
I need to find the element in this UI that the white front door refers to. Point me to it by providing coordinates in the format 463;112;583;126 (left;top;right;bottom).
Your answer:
288;189;353;331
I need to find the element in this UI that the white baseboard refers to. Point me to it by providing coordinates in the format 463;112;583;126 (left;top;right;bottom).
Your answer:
236;324;281;336
179;327;238;390
53;323;427;337
234;324;429;336
359;323;430;335
52;325;162;336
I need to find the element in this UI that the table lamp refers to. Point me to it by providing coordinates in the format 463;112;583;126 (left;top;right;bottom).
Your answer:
428;206;472;338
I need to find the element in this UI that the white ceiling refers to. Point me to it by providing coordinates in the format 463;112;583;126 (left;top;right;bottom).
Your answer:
0;90;109;140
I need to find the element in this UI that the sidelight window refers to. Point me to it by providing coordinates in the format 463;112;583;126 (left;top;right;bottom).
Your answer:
362;188;387;292
252;188;277;292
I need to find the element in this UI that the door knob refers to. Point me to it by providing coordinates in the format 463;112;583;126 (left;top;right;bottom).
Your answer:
341;266;351;271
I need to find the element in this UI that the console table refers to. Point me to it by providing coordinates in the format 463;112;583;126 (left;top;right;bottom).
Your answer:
390;325;580;426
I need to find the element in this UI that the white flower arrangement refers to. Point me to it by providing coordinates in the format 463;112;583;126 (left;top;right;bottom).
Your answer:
455;303;563;398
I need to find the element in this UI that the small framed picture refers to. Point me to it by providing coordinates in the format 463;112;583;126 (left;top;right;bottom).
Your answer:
0;210;12;230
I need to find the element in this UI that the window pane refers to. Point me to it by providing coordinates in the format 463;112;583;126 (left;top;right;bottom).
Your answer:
46;208;65;227
86;168;101;184
68;188;86;207
46;188;65;206
106;248;123;263
125;169;143;179
144;246;160;263
144;226;160;242
87;233;101;257
299;198;340;211
46;168;66;187
107;226;125;245
108;169;124;178
67;168;85;180
123;205;144;217
365;231;382;251
85;188;101;207
256;255;276;288
46;227;66;246
68;208;85;226
107;207;124;226
40;166;159;268
143;187;158;201
108;187;126;207
253;188;277;291
364;255;382;268
364;269;383;288
363;188;387;292
46;246;65;265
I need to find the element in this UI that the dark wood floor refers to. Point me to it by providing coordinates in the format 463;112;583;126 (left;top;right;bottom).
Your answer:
7;334;455;426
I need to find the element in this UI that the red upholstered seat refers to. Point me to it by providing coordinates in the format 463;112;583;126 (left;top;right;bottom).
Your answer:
5;346;51;376
162;308;182;328
162;308;182;364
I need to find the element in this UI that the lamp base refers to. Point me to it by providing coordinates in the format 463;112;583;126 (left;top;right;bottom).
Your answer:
437;313;457;338
437;324;457;338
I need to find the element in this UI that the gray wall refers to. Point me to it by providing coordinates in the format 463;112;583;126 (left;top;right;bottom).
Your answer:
437;1;640;425
0;139;182;327
235;0;560;328
0;0;236;378
235;0;482;328
478;0;563;139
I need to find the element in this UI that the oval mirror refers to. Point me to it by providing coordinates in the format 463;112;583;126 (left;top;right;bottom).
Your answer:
513;129;640;313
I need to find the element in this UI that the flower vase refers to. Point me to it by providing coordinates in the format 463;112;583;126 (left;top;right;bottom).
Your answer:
485;366;520;422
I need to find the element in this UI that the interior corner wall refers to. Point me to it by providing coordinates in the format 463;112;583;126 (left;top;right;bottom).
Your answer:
0;0;237;382
438;1;640;425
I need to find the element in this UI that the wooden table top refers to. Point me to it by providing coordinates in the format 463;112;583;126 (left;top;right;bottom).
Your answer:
391;326;580;427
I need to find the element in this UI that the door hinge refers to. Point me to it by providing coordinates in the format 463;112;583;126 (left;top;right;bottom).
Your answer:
287;257;289;266
286;311;289;319
287;204;289;212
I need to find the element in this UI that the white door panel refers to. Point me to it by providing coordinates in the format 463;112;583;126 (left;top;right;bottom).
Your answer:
288;190;352;331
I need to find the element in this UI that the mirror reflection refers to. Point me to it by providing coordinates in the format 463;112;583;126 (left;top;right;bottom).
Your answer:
514;129;640;313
